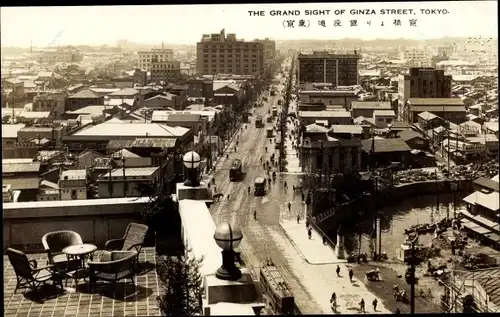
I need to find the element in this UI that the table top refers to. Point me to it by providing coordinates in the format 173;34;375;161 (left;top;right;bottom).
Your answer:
63;244;97;256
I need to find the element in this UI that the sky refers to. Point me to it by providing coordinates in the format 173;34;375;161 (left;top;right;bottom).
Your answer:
1;1;498;47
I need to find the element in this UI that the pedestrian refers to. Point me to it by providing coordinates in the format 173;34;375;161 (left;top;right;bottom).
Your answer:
336;265;341;277
372;298;378;311
227;194;230;200
248;186;251;194
359;298;365;313
330;292;337;306
288;202;291;212
226;154;229;159
284;181;288;189
214;185;217;193
349;269;354;282
301;192;305;201
234;147;237;152
296;214;300;224
254;210;257;220
307;228;312;239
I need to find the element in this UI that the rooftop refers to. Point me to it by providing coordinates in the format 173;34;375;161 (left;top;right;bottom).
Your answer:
99;166;159;178
373;110;396;117
361;138;412;153
299;90;359;96
351;101;391;110
330;125;363;134
61;169;86;180
2;162;41;174
417;111;439;121
298;110;352;118
71;122;190;138
109;88;140;96
66;105;106;115
398;130;423;142
107;138;177;149
68;89;101;99
2;124;26;139
3;248;161;317
408;98;465;106
412;106;466;113
305;123;329;133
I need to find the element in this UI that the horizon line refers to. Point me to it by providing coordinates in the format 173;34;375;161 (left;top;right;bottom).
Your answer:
1;35;497;49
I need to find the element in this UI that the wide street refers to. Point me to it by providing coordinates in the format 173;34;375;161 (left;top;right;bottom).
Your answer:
207;64;323;313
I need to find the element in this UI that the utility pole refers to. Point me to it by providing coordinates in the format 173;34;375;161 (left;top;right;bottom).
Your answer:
405;234;421;314
122;156;127;197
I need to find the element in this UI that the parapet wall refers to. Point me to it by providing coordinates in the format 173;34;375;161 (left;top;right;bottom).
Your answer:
3;197;149;253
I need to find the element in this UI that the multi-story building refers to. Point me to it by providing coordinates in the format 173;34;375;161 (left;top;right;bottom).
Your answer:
297;51;361;89
32;93;66;118
398;67;452;120
259;38;276;66
400;48;429;66
137;44;175;71
196;29;265;76
150;60;181;84
35;47;83;65
59;169;87;200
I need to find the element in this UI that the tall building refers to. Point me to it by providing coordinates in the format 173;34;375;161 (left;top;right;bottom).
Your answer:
35;47;82;65
196;29;265;76
297;51;361;89
398;67;452;119
150;60;181;84
137;43;175;71
260;38;276;66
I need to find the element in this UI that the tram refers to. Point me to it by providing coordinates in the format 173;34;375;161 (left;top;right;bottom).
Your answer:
260;264;295;315
229;159;243;181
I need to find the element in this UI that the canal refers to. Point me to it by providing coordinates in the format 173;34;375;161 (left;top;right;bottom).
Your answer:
327;193;467;260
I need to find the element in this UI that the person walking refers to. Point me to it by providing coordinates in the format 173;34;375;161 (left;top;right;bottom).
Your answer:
254;210;257;220
296;214;300;224
288;202;292;212
336;265;341;277
330;292;337;308
349;268;354;282
372;298;378;312
307;228;312;239
359;298;365;313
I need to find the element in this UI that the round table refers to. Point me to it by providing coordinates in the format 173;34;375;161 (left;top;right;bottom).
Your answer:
62;244;97;291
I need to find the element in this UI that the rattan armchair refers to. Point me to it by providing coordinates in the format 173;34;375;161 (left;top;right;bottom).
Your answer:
6;248;63;294
104;223;148;266
42;230;84;270
88;251;137;290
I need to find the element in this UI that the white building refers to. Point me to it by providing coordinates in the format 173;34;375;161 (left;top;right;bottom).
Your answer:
400;48;429;66
59;169;87;200
137;45;175;71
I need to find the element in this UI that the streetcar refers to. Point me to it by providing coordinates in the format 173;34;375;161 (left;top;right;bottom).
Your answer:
260;264;295;315
255;115;264;128
266;127;274;138
254;177;266;196
229;159;243;181
271;106;278;117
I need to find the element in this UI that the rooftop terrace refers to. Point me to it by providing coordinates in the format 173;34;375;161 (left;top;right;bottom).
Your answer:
3;248;161;317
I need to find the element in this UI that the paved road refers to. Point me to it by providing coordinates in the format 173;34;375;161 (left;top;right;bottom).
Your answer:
208;69;322;314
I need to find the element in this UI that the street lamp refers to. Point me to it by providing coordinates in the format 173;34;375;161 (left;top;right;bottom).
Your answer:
182;151;201;187
213;222;243;280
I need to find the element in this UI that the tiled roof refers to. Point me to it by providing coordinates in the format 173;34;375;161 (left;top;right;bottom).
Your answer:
109;87;140;96
113;148;141;158
166;113;202;122
417;111;439;121
408;98;465;106
107;138;177;149
68;89;101;99
398;130;423;142
361;138;411;153
2;162;41;174
351;101;391;109
2;123;25;139
305;123;329;133
73;122;189;138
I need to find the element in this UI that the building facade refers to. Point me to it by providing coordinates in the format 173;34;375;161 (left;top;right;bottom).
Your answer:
297;51;361;88
150;60;181;84
398;67;452;120
196;29;265;76
400;48;429;66
260;38;276;66
32;93;67;118
35;47;83;65
137;46;175;71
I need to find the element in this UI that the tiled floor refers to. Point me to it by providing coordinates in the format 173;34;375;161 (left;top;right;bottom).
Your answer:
3;248;161;317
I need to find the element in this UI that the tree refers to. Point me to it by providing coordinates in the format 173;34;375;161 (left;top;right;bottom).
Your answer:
156;247;204;316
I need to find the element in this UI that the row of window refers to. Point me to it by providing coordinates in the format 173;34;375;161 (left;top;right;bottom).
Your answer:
203;66;259;72
151;64;179;69
203;59;258;65
201;44;260;49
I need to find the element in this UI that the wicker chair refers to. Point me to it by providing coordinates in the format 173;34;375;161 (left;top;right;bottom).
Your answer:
104;223;148;266
6;248;63;294
42;230;83;271
88;251;137;290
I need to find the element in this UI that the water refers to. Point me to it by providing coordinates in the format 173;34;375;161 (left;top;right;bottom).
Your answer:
330;193;466;259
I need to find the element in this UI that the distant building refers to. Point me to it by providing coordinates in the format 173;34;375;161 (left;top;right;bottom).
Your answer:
260;38;276;66
196;29;265;76
97;166;161;198
137;44;174;71
32;92;66;117
150;60;181;84
35;47;83;65
298;90;360;109
297;51;361;88
187;78;214;99
398;67;452;120
67;89;105;111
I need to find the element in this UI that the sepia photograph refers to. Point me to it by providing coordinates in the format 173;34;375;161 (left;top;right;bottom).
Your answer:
1;1;498;316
